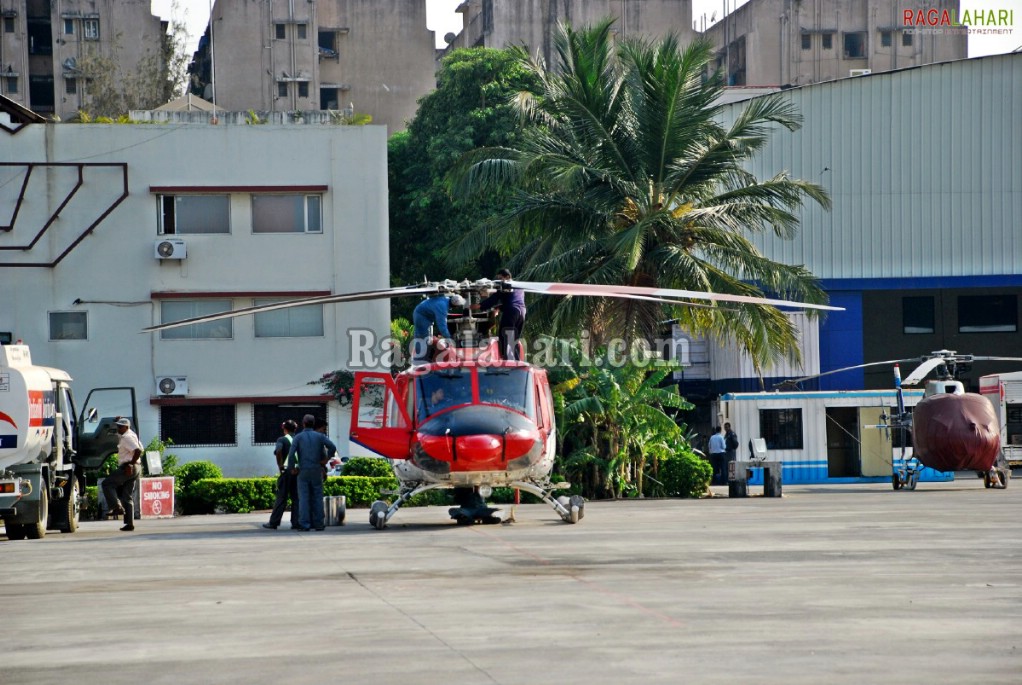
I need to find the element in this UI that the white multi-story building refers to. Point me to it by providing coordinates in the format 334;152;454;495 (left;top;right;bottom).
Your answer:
0;108;390;476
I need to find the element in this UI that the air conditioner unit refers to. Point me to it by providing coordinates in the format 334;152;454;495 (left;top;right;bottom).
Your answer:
155;376;188;397
849;69;872;77
154;238;187;260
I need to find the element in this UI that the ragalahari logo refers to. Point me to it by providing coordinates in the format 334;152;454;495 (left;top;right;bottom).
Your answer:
903;7;1015;35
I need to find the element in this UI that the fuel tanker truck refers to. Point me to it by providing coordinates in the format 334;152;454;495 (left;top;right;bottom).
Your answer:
1;343;137;539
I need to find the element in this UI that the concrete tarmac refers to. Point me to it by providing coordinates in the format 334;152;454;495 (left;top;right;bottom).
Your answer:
3;480;1021;685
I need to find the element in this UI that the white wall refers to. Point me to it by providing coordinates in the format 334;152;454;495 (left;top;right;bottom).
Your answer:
0;121;390;476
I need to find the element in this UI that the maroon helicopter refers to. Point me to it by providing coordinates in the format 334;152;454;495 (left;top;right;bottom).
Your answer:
147;278;841;526
785;351;1022;490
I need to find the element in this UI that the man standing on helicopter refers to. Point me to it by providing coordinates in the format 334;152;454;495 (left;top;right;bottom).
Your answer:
472;268;527;360
411;293;464;365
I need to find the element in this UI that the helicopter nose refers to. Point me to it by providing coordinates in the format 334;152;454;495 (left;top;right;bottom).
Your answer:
416;405;540;468
418;428;538;465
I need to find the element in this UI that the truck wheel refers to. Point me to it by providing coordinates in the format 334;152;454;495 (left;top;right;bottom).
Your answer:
59;478;80;533
25;484;48;539
4;519;27;540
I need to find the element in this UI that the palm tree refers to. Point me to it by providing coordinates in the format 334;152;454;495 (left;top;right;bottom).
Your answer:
449;18;831;369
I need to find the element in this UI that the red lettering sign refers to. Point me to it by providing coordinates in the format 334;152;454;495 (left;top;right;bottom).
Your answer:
140;477;175;518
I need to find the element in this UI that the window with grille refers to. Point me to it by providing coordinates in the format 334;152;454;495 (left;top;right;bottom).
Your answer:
160;405;236;446
759;408;803;450
253;403;326;444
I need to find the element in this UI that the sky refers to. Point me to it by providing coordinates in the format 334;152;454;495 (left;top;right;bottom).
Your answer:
152;0;1020;60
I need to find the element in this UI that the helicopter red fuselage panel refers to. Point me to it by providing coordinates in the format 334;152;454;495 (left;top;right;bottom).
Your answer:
912;393;1001;472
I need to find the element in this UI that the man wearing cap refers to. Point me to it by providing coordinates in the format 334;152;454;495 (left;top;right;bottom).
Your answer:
102;417;143;531
263;420;299;530
287;414;337;531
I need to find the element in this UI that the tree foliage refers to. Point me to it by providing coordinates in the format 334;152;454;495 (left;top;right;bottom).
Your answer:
449;19;831;369
549;341;705;499
388;47;542;293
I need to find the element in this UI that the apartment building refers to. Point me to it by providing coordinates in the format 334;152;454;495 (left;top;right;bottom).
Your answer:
188;0;437;132
443;0;697;63
0;0;168;118
0;101;390;476
702;0;966;86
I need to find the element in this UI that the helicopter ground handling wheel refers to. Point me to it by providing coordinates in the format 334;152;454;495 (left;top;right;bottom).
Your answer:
892;473;902;490
369;500;389;530
984;468;1010;489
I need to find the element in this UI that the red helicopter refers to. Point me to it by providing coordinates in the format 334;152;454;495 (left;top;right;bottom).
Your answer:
783;351;1022;491
147;278;841;526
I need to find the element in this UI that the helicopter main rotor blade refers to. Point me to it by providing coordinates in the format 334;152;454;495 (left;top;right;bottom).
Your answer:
775;358;923;387
142;285;437;333
902;357;952;385
514;281;843;312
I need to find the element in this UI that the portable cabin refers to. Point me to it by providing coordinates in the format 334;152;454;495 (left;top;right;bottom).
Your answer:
713;389;954;484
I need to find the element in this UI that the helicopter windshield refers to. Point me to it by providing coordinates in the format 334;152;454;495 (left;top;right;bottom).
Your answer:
477;367;531;416
417;370;473;419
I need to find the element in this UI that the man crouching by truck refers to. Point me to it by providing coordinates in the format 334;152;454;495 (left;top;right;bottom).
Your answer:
101;418;142;532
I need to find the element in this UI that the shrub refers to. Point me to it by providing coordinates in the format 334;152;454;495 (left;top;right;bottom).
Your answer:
658;449;712;498
341;457;396;479
190;478;278;514
97;454;119;480
176;461;223;489
82;486;100;520
175;461;224;514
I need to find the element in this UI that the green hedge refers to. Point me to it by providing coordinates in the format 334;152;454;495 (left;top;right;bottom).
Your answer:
189;476;401;514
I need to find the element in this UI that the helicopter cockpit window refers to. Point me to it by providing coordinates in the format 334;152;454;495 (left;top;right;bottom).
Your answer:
417;370;472;419
477;368;531;416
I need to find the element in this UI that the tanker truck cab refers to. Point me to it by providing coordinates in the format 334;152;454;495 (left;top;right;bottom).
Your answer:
1;344;137;539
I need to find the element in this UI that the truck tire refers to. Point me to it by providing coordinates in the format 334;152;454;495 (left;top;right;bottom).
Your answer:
58;478;80;533
4;519;27;540
25;484;48;540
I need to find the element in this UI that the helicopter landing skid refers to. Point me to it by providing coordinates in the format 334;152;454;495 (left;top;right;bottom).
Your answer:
510;481;586;524
369;483;446;530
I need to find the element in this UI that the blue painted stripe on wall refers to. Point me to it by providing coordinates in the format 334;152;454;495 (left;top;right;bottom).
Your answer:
742;461;955;485
821;275;1022;291
720;391;924;401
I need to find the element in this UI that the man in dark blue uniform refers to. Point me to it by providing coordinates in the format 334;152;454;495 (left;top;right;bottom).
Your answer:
287;414;338;531
472;268;526;360
263;419;299;530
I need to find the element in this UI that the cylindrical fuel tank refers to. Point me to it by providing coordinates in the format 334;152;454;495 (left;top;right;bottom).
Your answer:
912;393;1001;472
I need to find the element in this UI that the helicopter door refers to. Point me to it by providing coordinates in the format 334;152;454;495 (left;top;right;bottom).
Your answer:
349;372;412;460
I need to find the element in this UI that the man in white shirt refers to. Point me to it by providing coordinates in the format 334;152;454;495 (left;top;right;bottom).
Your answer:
708;425;727;486
101;417;143;531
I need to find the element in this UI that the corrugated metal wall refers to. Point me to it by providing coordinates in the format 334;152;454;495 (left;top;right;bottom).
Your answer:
709;311;820;381
721;53;1022;280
